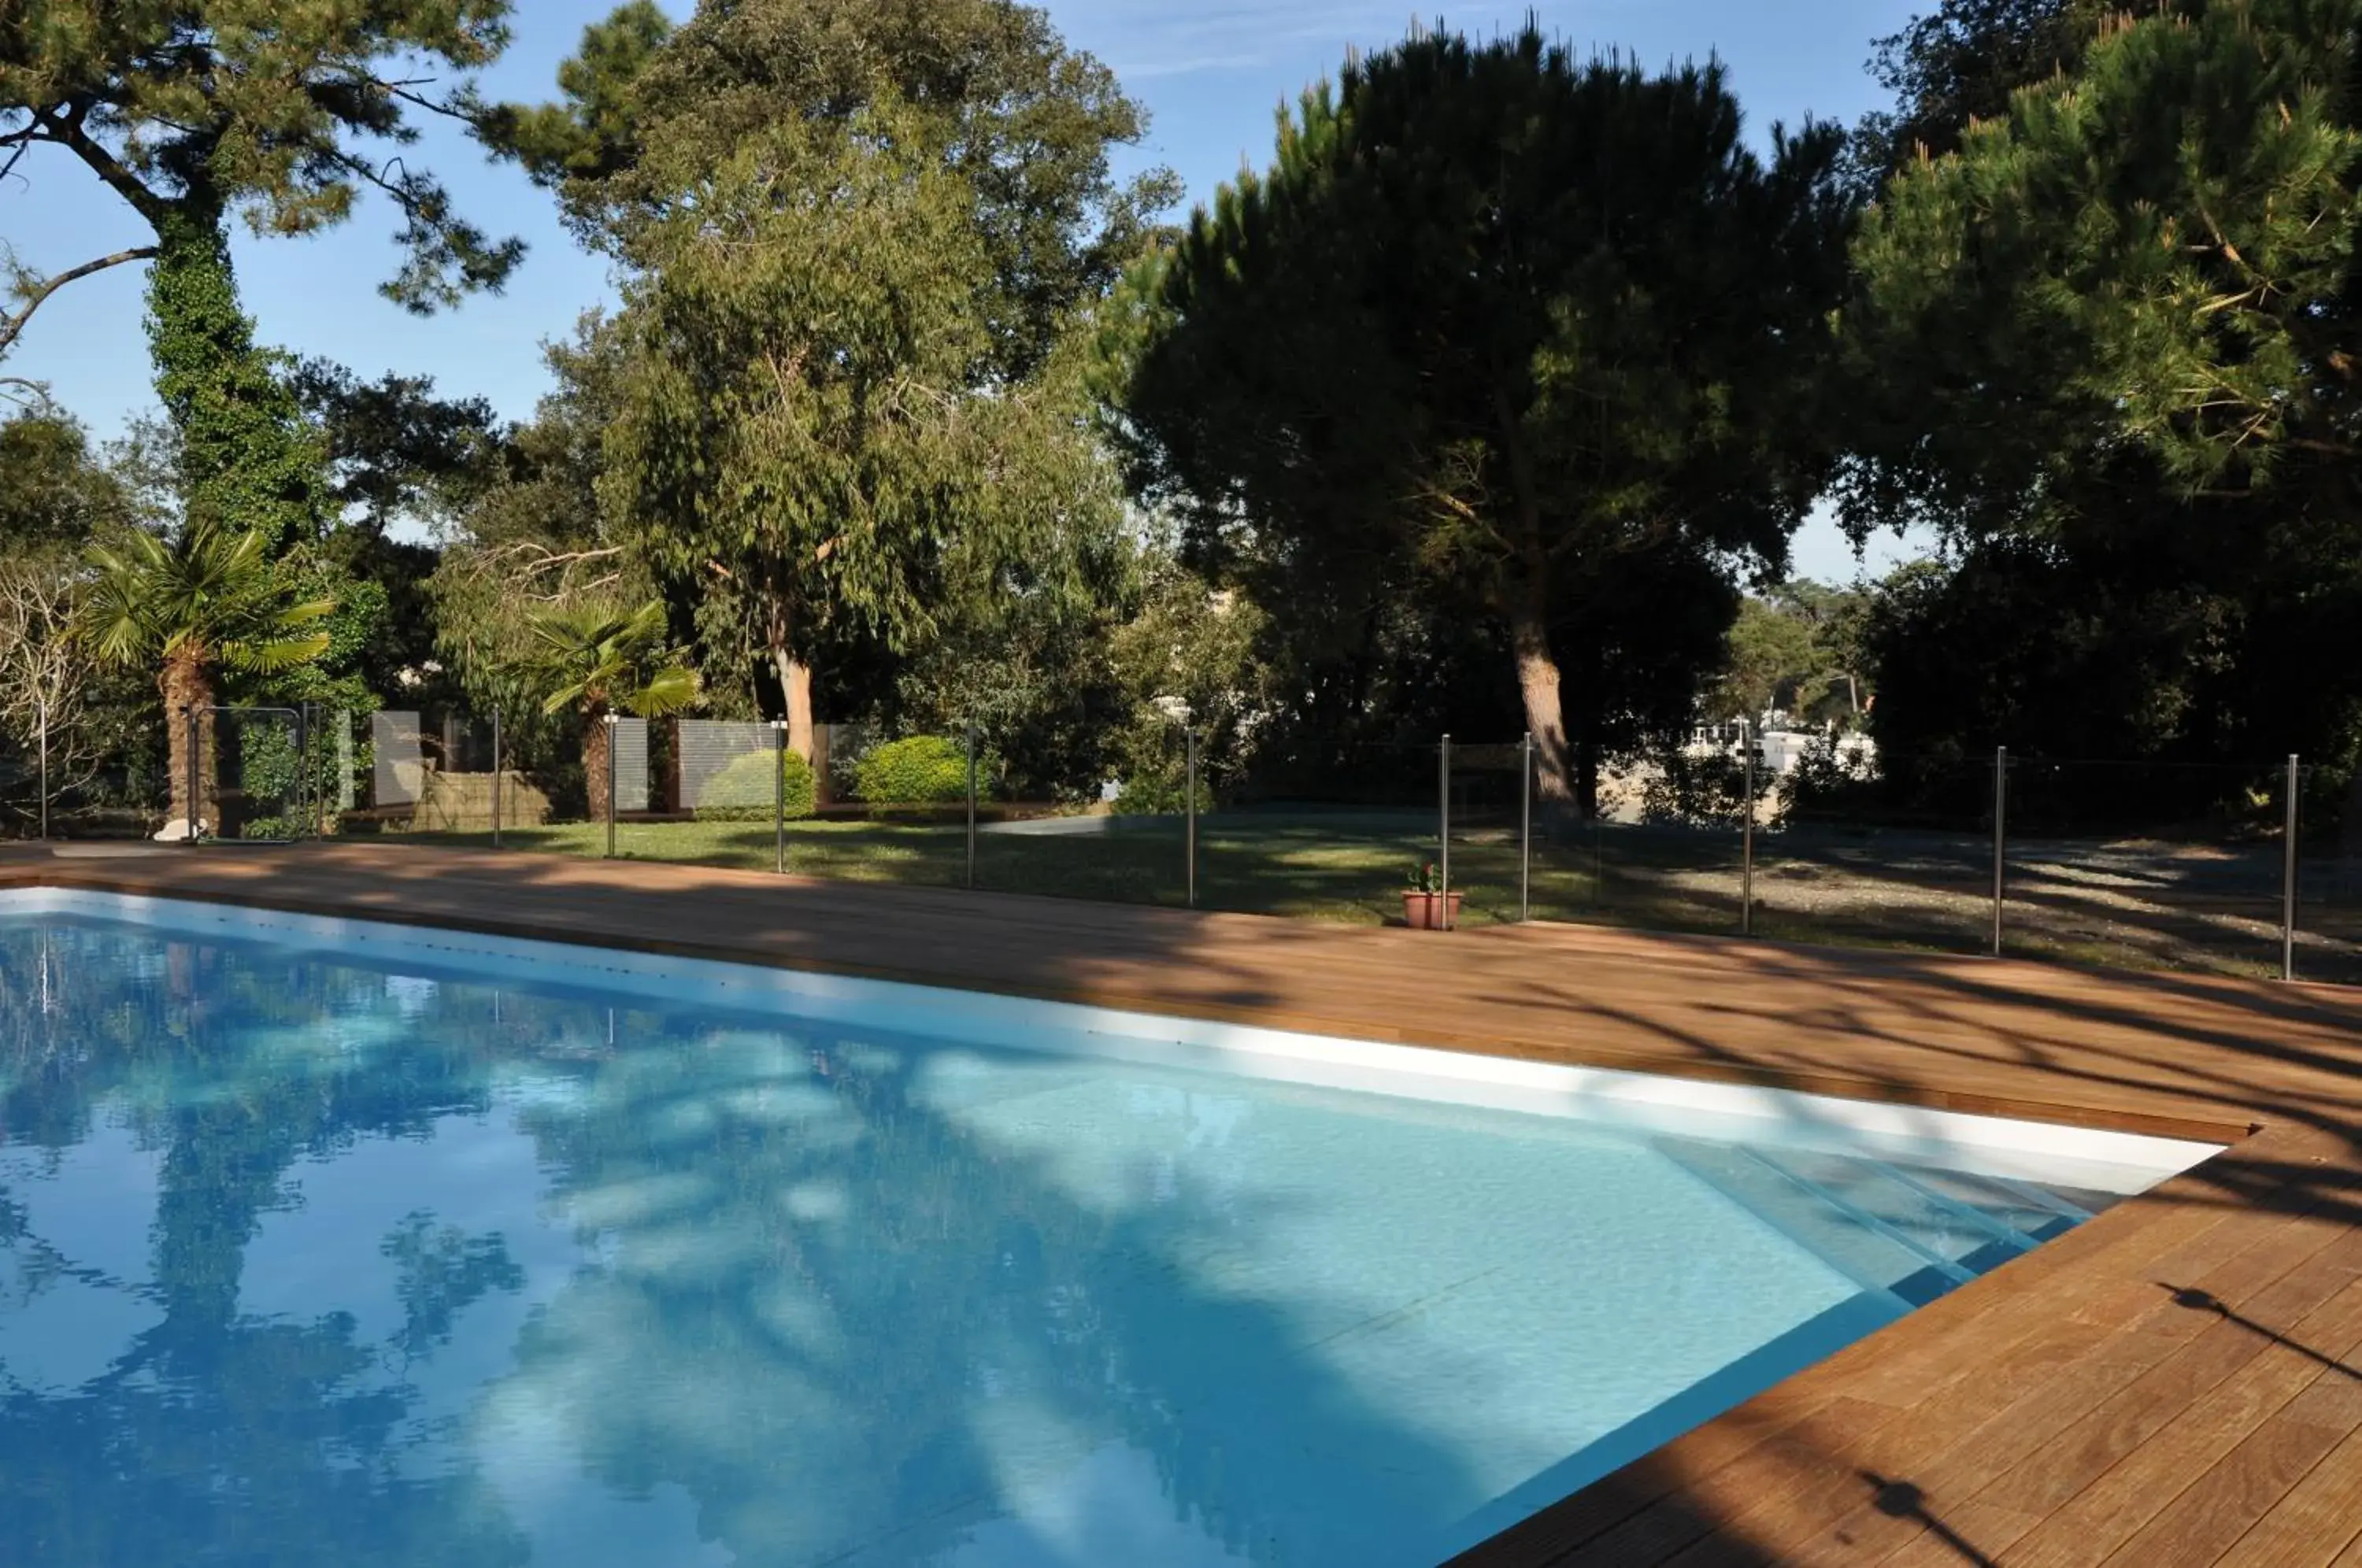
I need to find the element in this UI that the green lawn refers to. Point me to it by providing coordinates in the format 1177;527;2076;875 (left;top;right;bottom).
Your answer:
376;809;2362;983
391;812;1560;926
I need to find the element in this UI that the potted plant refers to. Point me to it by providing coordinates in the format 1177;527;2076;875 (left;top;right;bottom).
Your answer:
1402;862;1462;930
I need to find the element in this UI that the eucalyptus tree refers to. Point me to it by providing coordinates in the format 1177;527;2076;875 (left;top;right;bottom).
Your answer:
1108;27;1853;805
487;0;1174;760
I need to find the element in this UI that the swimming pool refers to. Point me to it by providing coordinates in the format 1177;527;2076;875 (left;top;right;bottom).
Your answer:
0;889;2217;1566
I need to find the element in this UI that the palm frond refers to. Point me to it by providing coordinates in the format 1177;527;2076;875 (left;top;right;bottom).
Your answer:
526;599;690;722
74;520;333;683
273;596;339;628
541;681;591;717
221;630;335;674
629;664;702;718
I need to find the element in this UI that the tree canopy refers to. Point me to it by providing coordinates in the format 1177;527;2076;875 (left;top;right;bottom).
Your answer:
487;0;1178;381
0;403;130;548
1848;0;2104;181
1;0;524;342
1108;28;1855;804
487;0;1172;760
2;0;527;564
1842;0;2362;775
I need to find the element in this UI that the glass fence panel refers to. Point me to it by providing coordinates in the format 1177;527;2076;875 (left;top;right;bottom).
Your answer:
1440;739;1528;928
2000;758;2290;978
805;722;979;893
291;707;2359;992
1201;741;1445;926
1751;746;1998;958
361;709;514;837
2301;764;2362;987
973;717;1181;908
209;706;306;841
1531;734;1747;937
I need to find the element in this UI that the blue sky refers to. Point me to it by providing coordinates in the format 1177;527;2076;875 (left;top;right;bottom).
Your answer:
2;0;1924;577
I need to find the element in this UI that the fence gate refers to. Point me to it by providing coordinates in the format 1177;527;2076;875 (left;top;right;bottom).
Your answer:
183;705;308;843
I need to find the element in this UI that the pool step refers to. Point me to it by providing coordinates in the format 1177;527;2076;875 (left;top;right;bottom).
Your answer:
1657;1139;2094;1307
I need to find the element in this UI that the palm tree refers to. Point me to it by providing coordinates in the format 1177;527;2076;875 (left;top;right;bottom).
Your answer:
80;523;334;833
530;600;698;821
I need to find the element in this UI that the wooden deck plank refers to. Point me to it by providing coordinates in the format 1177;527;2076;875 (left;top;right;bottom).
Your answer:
1994;1270;2362;1567
8;841;2362;1567
1968;1229;2362;1514
2097;1409;2359;1568
1874;1499;2045;1568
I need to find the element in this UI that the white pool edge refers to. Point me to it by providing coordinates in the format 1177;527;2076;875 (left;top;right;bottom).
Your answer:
2;885;2228;1193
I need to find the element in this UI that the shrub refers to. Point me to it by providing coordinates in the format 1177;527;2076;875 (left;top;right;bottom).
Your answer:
1113;764;1186;815
853;734;974;806
1638;746;1764;827
695;746;817;820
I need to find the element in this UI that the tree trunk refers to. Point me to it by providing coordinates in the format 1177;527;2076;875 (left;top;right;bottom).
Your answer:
582;701;611;825
1489;383;1578;811
1510;594;1577;807
159;653;216;831
770;645;817;764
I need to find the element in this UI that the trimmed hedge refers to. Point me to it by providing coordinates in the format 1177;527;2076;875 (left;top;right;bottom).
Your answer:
695;746;818;820
853;735;973;805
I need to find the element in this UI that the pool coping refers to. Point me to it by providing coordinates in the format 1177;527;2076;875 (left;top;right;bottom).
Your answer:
0;850;2260;1148
1;883;2223;1194
6;841;2361;1566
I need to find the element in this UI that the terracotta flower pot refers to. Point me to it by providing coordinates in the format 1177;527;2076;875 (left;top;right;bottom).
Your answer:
1402;890;1464;930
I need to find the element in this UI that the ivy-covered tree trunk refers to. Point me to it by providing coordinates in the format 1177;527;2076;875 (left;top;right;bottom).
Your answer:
143;196;322;547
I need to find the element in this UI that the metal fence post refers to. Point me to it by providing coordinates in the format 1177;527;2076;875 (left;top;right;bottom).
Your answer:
1519;731;1533;923
1185;726;1198;908
772;718;788;875
294;705;309;841
491;710;503;850
2284;753;2301;982
965;719;978;890
1439;734;1453;929
1992;745;2008;957
35;719;46;841
183;706;198;846
1741;716;1757;937
603;712;618;860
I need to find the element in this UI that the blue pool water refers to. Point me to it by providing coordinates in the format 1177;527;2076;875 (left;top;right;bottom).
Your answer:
0;899;2179;1566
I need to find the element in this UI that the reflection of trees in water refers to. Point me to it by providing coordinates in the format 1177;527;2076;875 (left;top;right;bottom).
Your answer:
0;921;530;1565
0;919;1486;1566
508;1013;1482;1565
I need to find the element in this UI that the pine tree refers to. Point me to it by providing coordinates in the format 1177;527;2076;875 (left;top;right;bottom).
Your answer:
1844;0;2362;775
1107;28;1853;805
2;2;525;544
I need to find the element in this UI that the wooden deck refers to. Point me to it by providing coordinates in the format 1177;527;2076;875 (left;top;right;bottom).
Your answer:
7;840;2362;1566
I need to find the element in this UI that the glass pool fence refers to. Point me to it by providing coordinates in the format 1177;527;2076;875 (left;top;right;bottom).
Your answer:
49;705;2362;987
